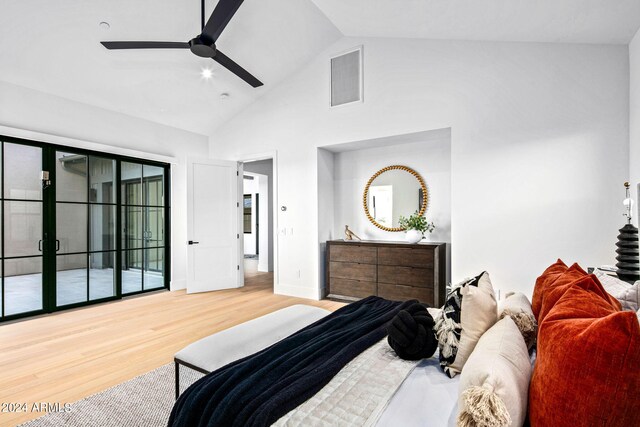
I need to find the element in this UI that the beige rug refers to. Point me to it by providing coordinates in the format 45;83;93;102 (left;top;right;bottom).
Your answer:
19;364;204;427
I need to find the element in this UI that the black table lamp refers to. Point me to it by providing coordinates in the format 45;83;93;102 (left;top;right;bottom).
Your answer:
616;182;640;283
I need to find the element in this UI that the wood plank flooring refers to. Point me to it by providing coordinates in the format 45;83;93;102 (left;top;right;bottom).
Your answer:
0;262;344;426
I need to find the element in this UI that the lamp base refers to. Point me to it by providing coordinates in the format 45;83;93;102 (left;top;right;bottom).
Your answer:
615;223;640;283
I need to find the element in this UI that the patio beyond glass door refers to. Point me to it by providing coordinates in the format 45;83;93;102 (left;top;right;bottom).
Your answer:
0;135;170;322
55;152;116;308
2;143;44;317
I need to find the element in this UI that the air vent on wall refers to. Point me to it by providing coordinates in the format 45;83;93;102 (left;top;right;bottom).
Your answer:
330;46;363;107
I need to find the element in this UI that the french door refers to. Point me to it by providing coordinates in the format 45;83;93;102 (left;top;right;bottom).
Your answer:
0;136;170;322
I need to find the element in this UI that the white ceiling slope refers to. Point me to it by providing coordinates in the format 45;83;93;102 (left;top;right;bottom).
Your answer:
312;0;640;44
0;0;342;135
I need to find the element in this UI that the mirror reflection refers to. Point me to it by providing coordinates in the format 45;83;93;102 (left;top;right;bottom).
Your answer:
364;166;427;231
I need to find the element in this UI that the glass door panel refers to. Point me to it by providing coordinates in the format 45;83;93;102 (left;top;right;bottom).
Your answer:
144;248;164;290
90;252;114;300
55;150;89;308
55;152;87;202
56;203;88;254
56;254;87;306
121;163;142;204
2;142;44;318
4;143;42;200
89;157;115;204
144;207;164;248
4;201;42;257
0;138;169;321
122;250;142;293
4;258;42;316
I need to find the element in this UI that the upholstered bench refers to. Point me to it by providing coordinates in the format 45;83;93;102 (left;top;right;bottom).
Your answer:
174;304;331;398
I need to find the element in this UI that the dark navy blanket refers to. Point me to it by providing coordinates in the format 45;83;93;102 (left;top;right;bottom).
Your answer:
168;296;413;427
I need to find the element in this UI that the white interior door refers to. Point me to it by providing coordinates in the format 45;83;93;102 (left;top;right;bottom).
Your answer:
187;158;243;293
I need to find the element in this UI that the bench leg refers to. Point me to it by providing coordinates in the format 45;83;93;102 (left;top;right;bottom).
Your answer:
175;360;180;400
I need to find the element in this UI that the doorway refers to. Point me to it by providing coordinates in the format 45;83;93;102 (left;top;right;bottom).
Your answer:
242;159;274;288
0;136;170;322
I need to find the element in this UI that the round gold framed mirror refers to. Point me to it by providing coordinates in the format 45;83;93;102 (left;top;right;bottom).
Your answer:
362;165;428;232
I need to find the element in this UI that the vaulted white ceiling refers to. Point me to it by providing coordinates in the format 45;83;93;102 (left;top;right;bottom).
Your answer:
1;1;639;137
0;0;341;135
312;0;640;44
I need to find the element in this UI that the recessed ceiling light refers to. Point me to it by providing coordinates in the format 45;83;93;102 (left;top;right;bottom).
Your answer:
99;21;110;30
220;93;230;100
201;68;213;80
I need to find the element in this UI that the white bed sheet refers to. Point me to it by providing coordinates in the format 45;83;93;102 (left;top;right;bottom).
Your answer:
376;351;459;427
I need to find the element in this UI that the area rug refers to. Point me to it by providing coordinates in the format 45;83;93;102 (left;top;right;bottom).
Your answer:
19;364;204;427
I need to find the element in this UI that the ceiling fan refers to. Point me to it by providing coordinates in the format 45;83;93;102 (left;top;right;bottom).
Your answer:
100;0;263;88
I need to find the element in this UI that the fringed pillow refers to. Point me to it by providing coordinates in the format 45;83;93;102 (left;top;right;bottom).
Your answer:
457;316;531;427
498;292;537;350
435;272;498;378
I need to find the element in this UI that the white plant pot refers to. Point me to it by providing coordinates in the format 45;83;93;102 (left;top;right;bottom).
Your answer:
405;229;423;244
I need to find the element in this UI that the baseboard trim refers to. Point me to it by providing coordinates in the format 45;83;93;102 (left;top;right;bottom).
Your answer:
274;283;320;301
170;279;187;291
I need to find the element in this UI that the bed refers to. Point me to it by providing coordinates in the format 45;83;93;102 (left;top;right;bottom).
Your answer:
170;262;640;427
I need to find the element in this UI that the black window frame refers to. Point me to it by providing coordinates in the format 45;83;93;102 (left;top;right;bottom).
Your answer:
0;134;171;323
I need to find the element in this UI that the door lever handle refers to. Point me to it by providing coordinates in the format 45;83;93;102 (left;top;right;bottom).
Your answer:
188;240;200;245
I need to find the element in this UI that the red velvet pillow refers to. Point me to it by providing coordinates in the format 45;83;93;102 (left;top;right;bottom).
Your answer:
538;273;622;323
529;284;640;427
531;259;572;319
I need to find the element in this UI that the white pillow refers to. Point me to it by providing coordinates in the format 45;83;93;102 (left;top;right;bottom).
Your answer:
594;269;630;295
436;272;498;378
498;292;537;350
617;282;640;311
457;316;532;427
594;269;639;311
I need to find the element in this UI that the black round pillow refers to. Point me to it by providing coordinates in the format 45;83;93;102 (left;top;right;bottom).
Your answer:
387;302;438;360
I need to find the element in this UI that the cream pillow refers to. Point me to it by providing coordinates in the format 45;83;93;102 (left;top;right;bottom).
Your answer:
436;272;498;378
498;292;537;350
457;316;532;427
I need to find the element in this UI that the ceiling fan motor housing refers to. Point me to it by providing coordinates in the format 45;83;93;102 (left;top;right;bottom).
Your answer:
189;35;217;58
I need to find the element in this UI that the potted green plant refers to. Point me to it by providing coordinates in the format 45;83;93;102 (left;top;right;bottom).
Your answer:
398;211;435;243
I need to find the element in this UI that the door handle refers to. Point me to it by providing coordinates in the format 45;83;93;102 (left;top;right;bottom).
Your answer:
188;240;200;245
38;240;43;252
56;240;60;252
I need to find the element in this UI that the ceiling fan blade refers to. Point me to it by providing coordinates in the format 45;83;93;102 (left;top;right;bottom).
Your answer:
213;50;263;88
202;0;245;41
101;41;190;50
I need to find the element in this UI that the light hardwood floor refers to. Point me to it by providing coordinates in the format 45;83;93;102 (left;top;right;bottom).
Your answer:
0;262;344;426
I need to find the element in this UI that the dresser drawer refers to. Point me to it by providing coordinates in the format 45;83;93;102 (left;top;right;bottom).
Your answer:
378;283;434;304
329;245;377;264
329;262;377;281
378;247;434;268
378;265;434;288
329;278;376;299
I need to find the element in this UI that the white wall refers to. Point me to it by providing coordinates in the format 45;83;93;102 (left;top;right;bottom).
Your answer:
330;133;451;244
243;159;275;272
317;148;335;295
0;81;209;291
631;30;640;223
210;38;629;299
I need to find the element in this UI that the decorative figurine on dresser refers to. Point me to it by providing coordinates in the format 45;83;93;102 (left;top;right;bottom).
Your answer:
325;165;446;307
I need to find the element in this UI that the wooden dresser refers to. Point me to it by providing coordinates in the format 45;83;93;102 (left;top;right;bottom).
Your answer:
325;240;447;307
